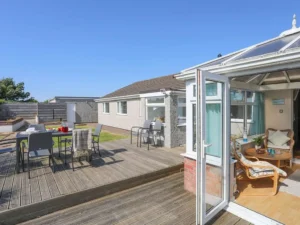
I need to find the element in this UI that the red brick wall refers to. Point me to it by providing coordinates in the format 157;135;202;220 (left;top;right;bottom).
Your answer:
184;157;222;198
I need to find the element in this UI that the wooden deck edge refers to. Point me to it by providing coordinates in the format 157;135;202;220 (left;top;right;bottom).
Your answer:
0;163;184;225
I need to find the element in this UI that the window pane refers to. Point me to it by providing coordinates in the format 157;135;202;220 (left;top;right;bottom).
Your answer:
206;83;218;96
178;98;186;104
147;97;164;104
177;106;186;117
231;90;245;103
193;85;196;97
147;106;165;122
206;103;222;157
177;106;186;124
247;105;252;120
231;105;244;119
104;103;109;113
234;32;299;60
246;92;255;103
121;102;127;114
193;104;196;151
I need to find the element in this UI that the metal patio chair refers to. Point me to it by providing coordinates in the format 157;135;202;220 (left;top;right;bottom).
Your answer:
91;124;102;156
131;120;152;147
59;121;75;160
140;120;163;150
21;132;55;179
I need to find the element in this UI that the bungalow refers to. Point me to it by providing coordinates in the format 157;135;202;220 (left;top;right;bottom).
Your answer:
96;74;186;148
176;15;300;225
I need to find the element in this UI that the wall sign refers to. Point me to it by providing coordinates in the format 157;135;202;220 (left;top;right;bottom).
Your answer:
272;99;285;105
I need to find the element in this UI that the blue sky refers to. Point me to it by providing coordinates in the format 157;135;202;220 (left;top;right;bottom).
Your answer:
0;0;298;101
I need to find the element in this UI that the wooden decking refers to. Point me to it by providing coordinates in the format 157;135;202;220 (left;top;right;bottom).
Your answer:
20;173;251;225
0;139;185;224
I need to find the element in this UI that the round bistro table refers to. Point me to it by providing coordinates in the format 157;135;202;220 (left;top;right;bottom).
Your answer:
245;148;291;168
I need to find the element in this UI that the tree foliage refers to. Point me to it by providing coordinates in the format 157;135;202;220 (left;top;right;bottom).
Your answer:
0;78;37;102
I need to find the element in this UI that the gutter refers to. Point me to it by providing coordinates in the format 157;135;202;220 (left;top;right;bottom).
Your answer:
95;94;140;102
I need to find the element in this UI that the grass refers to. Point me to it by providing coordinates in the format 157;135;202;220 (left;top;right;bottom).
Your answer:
0;135;5;140
45;124;128;148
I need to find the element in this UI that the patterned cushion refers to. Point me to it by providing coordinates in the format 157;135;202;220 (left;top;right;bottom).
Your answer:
237;151;287;178
249;161;287;178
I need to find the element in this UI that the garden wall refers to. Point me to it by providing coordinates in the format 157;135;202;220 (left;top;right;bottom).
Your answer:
0;103;67;123
0;103;38;120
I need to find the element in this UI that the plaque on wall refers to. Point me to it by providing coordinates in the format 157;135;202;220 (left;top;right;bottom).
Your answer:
272;99;285;105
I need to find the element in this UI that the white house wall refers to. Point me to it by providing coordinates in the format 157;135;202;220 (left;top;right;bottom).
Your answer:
265;90;293;130
98;98;145;131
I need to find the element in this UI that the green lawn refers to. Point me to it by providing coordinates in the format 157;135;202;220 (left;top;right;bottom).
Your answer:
45;124;128;148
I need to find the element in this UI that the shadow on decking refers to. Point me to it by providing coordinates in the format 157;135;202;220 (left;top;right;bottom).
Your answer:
0;139;184;225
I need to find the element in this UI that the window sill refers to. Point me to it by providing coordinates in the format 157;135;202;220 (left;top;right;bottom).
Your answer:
103;112;110;115
181;152;222;167
117;113;127;116
177;123;186;127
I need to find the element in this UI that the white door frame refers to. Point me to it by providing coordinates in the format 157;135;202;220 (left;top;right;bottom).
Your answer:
196;69;230;224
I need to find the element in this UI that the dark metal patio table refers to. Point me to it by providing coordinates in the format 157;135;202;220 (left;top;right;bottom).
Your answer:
15;130;72;173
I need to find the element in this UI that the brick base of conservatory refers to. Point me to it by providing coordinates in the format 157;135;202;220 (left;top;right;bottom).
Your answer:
184;157;222;197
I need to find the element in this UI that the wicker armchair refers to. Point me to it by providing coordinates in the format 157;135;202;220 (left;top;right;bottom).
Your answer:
264;128;294;167
234;147;287;196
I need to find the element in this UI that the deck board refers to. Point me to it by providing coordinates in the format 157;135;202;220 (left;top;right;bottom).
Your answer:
0;139;184;218
20;173;250;225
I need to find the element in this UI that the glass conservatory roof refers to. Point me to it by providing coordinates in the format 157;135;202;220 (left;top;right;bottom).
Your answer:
196;15;300;69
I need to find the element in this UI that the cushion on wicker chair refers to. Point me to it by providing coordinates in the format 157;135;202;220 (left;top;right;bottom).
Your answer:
268;130;290;146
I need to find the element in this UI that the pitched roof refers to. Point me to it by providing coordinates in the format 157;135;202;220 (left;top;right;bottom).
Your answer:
102;73;185;99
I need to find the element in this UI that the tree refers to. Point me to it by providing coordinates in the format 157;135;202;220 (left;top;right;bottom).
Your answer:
0;78;37;102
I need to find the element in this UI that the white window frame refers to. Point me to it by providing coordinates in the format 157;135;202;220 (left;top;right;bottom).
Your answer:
230;89;255;123
117;101;127;115
103;102;110;114
177;97;186;125
146;97;165;122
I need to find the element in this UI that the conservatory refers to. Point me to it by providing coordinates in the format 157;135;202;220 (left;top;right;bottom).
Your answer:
176;15;300;225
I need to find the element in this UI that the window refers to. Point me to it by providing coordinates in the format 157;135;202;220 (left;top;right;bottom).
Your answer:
146;97;165;122
103;102;110;114
177;97;186;125
117;101;127;115
230;90;265;136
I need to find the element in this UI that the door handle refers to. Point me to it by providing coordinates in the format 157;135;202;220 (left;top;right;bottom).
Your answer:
201;141;212;159
204;143;212;148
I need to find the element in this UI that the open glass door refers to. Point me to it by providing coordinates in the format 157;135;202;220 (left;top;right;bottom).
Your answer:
196;69;230;224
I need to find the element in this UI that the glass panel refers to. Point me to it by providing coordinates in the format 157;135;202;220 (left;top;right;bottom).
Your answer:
231;105;244;120
287;37;300;49
147;106;165;122
177;106;186;124
234;33;299;60
206;103;222;157
204;80;223;214
147;97;164;104
121;102;127;114
193;104;196;151
249;92;265;135
206;83;218;96
178;98;186;104
230;90;245;103
246;92;255;103
193;85;196;97
104;103;109;113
